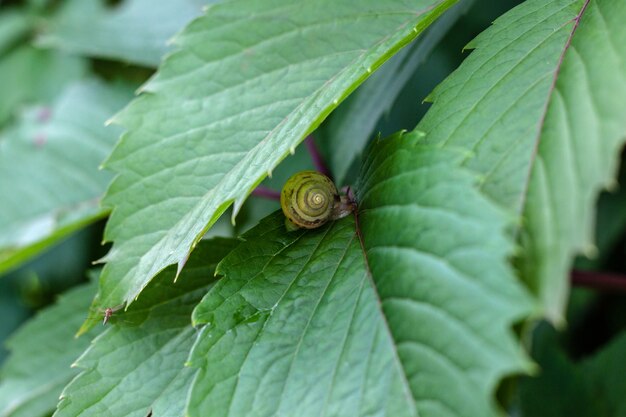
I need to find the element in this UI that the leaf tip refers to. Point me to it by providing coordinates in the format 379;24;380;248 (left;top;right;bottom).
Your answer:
422;91;435;103
414;130;426;139
92;254;108;265
176;254;190;280
463;38;478;52
104;116;117;127
606;178;619;192
166;35;177;47
75;321;92;337
582;244;598;259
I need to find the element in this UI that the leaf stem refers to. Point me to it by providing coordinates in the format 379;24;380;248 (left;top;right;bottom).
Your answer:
252;186;280;201
571;270;626;292
305;135;331;177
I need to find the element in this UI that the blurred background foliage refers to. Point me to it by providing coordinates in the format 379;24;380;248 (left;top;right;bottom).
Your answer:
0;0;625;415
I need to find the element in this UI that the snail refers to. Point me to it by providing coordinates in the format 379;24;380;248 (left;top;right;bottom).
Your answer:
280;171;355;231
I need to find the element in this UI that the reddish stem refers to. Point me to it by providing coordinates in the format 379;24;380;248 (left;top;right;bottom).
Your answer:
252;186;280;201
305;135;331;177
571;270;626;292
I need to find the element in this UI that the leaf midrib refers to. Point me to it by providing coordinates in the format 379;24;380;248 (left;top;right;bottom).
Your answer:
353;209;419;417
517;0;591;214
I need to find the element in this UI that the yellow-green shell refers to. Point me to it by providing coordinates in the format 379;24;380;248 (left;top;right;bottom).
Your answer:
280;171;339;230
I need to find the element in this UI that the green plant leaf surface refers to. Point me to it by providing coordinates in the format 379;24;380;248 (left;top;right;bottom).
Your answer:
0;282;100;417
189;214;418;417
0;80;131;275
520;324;626;417
414;0;626;321
0;46;86;127
519;0;626;321
355;132;534;416
187;132;533;417
417;0;583;209
0;10;32;56
96;0;460;314
316;0;473;185
55;238;237;417
39;0;208;67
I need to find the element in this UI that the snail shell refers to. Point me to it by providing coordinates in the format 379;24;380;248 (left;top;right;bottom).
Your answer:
281;171;348;231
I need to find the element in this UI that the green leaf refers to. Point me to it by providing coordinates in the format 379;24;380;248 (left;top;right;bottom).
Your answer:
0;80;131;275
39;0;208;67
96;0;461;314
417;0;583;209
0;46;86;127
520;324;626;417
414;0;626;321
0;10;32;56
519;0;626;321
56;238;237;417
316;0;472;185
187;132;533;417
0;282;100;417
356;132;534;416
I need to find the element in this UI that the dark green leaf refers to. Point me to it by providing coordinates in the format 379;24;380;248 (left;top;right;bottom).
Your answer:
413;0;626;321
356;131;534;416
520;324;626;417
187;131;533;417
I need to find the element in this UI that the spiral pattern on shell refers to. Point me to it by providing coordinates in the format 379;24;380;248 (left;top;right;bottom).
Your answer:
281;171;339;229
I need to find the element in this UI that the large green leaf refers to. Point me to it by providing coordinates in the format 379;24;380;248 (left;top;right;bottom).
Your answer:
56;238;237;417
519;0;626;321
0;80;131;275
418;0;583;209
414;0;626;321
187;132;533;417
520;323;626;417
0;282;100;417
95;0;460;313
0;46;85;127
39;0;208;67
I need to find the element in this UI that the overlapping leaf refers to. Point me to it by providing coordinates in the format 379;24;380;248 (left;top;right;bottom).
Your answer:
414;0;626;321
55;238;237;417
519;0;626;321
95;0;460;313
0;282;100;417
0;80;131;274
39;0;208;67
187;132;533;417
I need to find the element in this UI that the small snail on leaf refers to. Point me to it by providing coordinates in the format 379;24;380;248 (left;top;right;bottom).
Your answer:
281;170;355;231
